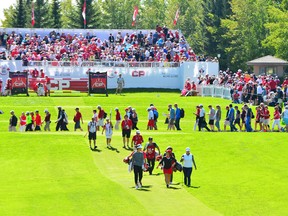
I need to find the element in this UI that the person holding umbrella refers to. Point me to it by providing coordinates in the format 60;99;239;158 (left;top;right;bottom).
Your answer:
180;147;197;187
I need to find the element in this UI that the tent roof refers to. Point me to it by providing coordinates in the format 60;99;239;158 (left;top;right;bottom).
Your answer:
247;55;288;65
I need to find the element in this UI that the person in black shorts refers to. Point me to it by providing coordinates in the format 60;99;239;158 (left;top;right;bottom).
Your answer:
88;118;97;150
121;115;132;148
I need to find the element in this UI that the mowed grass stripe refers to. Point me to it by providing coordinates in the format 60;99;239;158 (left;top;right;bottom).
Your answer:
90;137;222;216
0;133;149;216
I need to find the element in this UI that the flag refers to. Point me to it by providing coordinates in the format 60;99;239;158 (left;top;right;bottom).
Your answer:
173;8;180;26
131;6;139;26
82;0;87;25
31;2;35;27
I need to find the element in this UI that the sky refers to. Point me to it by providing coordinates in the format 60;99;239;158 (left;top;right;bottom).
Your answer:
0;1;17;26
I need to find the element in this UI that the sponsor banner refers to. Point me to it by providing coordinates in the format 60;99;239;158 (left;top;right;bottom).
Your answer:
0;60;22;93
3;61;219;91
9;72;28;95
89;72;107;95
28;78;88;92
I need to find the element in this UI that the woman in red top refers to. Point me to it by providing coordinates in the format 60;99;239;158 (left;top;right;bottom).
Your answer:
114;108;121;130
121;115;132;149
34;110;42;131
157;149;176;188
19;112;26;132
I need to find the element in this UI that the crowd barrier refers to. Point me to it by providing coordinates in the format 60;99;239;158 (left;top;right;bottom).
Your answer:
197;85;231;100
26;61;180;68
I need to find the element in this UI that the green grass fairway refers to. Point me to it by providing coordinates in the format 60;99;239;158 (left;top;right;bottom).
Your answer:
0;93;287;216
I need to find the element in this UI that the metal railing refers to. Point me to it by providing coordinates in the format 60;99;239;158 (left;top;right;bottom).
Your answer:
24;60;181;68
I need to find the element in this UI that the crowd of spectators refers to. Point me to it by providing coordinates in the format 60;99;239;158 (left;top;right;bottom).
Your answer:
192;69;288;107
0;25;218;65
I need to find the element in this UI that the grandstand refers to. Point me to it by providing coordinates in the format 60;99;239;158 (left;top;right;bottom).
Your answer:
0;27;219;92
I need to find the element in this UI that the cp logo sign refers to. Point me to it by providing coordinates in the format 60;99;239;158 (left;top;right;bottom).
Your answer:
132;71;145;77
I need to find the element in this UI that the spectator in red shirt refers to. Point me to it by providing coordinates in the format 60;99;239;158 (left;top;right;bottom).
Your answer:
114;107;121;130
74;107;83;131
282;77;288;87
272;106;281;132
131;130;144;149
45;76;51;96
34;110;42;131
263;105;270;132
121;114;132;149
97;105;105;130
269;78;277;92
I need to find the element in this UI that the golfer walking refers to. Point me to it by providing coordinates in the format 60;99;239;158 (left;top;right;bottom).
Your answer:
132;145;145;189
180;147;197;187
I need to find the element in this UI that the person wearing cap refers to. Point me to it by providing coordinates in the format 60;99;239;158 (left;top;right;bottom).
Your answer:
19;112;26;132
88;117;97;150
116;73;125;95
132;144;145;189
271;106;281;132
9;110;18;132
114;108;121;130
168;104;175;130
223;106;230;131
73;107;83;132
102;118;113;148
208;105;215;131
131;108;139;130
257;83;264;105
215;105;221;132
143;137;160;175
157;148;176;188
147;107;154;130
180;147;197;187
276;87;284;108
97;105;106;130
131;130;144;149
244;104;253;132
42;109;51;131
174;103;182;130
198;104;211;132
25;112;33;131
34;110;42;131
281;105;288;132
121;114;133;149
56;106;63;131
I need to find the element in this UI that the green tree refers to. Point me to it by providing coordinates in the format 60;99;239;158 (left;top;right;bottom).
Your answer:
140;0;167;29
34;0;50;28
100;0;140;29
262;6;288;59
1;6;16;28
60;0;73;28
48;0;62;28
221;0;269;71
14;0;27;27
68;0;102;29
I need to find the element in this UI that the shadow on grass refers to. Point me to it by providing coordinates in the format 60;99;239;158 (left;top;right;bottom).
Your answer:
190;186;200;189
168;186;181;190
107;146;120;153
90;148;102;152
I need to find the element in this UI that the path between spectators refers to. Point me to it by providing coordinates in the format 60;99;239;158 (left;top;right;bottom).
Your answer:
91;146;222;216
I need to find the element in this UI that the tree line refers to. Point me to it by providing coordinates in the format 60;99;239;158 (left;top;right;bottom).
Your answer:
1;0;288;71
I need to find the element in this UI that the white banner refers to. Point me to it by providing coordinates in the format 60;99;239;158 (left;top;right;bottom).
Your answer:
0;60;219;91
